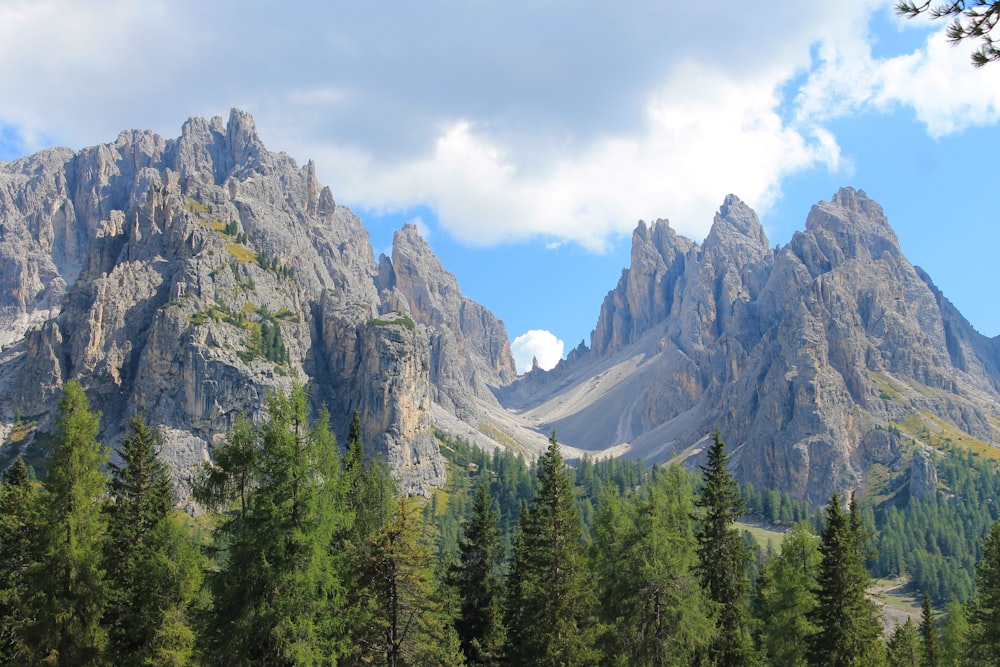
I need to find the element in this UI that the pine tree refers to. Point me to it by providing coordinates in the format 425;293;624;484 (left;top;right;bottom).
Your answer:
199;386;348;664
450;483;505;665
694;429;755;666
24;381;110;664
103;415;202;665
921;591;941;667
968;519;1000;665
755;521;820;667
0;458;36;663
504;432;598;666
886;618;920;667
808;492;885;667
593;464;715;666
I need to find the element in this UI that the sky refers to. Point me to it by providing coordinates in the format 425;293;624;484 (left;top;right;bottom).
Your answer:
2;1;999;373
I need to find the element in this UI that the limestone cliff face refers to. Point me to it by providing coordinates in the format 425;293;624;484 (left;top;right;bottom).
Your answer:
0;110;455;497
376;223;517;421
510;189;1000;504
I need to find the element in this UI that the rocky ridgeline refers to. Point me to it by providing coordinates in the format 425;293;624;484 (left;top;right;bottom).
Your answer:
0;110;518;498
2;110;998;507
510;188;1000;504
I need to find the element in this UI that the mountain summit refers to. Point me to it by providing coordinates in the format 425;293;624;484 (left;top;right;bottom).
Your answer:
0;112;997;505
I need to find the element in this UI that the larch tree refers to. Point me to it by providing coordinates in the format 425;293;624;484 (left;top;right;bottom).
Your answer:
897;1;1000;66
939;599;968;667
694;429;755;666
197;386;348;665
887;618;921;667
755;521;820;667
504;432;599;666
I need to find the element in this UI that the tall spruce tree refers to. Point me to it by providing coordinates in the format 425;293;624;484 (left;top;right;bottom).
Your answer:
0;458;35;664
450;483;505;666
921;591;941;667
504;432;599;666
755;521;820;667
808;493;884;667
24;381;110;664
694;429;755;666
197;386;348;665
103;415;202;665
593;464;715;666
968;519;1000;665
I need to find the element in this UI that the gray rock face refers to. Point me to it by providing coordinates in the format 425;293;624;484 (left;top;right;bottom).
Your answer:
377;223;517;421
508;188;1000;504
0;110;484;497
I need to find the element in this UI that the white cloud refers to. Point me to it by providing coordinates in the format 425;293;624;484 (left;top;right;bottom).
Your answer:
4;0;995;252
511;330;565;374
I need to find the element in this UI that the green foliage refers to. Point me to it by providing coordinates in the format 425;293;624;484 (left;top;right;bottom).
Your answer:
695;429;756;666
196;386;348;664
103;416;201;665
940;599;969;667
808;493;885;667
592;464;715;666
755;522;821;667
968;519;1000;665
0;458;35;663
24;381;110;664
921;591;942;667
896;0;1000;66
449;484;505;665
368;313;416;330
887;617;921;667
871;445;1000;602
504;432;599;666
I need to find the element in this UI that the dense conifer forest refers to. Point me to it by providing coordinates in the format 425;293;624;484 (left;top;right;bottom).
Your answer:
2;382;1000;665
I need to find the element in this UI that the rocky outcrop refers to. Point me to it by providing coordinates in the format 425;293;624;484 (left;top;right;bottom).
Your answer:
0;110;475;497
508;188;1000;505
377;223;517;421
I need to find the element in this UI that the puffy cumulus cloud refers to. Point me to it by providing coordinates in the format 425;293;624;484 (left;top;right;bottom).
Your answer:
511;330;565;374
4;0;987;250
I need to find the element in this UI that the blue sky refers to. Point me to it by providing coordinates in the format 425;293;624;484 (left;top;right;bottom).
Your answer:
2;1;999;373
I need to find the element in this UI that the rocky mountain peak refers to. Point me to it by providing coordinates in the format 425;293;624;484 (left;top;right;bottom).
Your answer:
381;222;517;419
706;193;769;251
802;187;900;266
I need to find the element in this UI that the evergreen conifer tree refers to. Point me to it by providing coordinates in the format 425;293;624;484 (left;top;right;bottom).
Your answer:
887;618;921;667
0;458;35;664
450;483;505;665
968;519;1000;665
921;591;941;667
808;492;885;667
103;415;202;665
197;386;348;664
755;521;820;667
504;432;599;666
694;429;755;666
24;381;110;664
593;464;715;665
939;599;968;667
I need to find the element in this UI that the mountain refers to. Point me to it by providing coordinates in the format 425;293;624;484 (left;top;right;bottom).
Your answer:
0;110;525;498
503;188;1000;504
1;110;997;506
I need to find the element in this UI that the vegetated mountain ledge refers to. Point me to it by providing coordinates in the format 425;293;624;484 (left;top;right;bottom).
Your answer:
0;109;997;507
